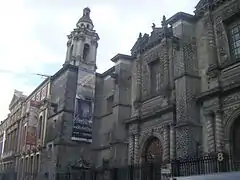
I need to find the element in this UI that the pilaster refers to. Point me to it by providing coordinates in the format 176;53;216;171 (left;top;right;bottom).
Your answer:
215;109;224;152
134;134;140;165
162;38;170;89
204;111;215;153
206;11;220;89
170;124;176;160
128;135;134;165
163;125;170;162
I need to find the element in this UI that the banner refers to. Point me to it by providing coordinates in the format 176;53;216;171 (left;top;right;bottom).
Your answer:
26;126;37;145
72;98;93;142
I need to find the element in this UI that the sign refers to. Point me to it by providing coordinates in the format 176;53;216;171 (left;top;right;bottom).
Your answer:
26;126;37;145
72;98;93;142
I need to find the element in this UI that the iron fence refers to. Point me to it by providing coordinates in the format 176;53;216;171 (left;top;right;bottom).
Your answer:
0;154;240;180
172;153;240;177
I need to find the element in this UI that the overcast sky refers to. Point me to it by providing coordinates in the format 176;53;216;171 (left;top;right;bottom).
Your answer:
0;0;199;120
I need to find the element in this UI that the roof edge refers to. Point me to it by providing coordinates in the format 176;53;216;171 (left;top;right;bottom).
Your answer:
111;53;135;63
166;12;196;25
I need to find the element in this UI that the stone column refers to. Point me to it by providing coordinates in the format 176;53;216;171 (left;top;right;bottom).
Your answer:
134;134;140;164
128;135;134;165
204;111;215;153
215;109;224;152
170;124;176;160
163;125;170;162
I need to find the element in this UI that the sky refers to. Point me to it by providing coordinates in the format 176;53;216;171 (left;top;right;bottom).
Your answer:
0;0;200;120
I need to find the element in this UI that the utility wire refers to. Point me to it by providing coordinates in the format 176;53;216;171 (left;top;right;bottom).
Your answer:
0;69;51;79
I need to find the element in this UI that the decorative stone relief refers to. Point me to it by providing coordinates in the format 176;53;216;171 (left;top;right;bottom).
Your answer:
183;42;198;75
162;40;170;88
223;104;240;125
214;110;224;152
143;48;159;64
142;61;150;97
204;111;215;153
134;134;140;164
170;124;176;160
129;123;138;135
214;16;229;65
223;92;240;105
163;125;170;162
203;98;219;109
128;136;134;165
135;57;142;103
176;126;196;159
220;1;240;21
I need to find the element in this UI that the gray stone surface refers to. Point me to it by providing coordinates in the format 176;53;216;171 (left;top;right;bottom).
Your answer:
2;1;240;178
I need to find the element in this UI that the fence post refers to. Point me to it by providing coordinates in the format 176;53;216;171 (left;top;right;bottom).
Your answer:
171;160;180;177
129;165;133;180
111;168;118;180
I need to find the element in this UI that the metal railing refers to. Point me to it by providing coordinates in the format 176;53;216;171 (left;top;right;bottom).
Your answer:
0;154;240;180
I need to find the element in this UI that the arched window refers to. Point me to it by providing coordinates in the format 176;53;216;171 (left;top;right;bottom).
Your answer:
83;44;90;61
38;116;43;139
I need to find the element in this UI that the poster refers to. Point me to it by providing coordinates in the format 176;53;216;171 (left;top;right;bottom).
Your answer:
72;98;93;142
26;126;37;145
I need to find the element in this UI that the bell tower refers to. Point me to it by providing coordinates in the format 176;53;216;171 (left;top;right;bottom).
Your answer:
65;7;99;66
65;7;99;143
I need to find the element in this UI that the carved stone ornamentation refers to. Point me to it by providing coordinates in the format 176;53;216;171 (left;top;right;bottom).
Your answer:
142;61;150;97
223;104;240;125
162;40;170;89
162;125;170;162
220;1;240;21
129;124;138;135
143;48;159;64
128;136;134;165
214;16;229;65
223;92;240;105
134;134;140;164
67;40;72;47
170;124;176;160
136;57;142;102
214;109;224;152
204;111;215;153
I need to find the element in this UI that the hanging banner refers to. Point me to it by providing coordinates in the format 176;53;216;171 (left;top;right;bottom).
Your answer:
71;98;93;142
26;126;37;145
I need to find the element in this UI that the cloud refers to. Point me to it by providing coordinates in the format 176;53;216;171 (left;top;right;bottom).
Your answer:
0;0;199;120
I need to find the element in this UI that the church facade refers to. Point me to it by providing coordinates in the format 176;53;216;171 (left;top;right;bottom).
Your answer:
0;0;240;178
93;0;240;167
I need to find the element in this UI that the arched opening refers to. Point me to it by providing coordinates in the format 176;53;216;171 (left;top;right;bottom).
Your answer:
231;117;240;162
83;44;90;61
143;137;162;164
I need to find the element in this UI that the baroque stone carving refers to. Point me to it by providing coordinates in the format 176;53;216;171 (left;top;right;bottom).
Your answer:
142;61;149;97
204;111;215;153
214;109;224;152
223;104;240;125
129;123;138;135
214;16;229;65
223;92;240;105
220;1;240;21
176;126;196;159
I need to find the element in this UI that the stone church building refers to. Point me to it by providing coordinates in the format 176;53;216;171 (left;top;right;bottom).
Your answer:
92;0;240;167
1;0;240;178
